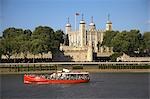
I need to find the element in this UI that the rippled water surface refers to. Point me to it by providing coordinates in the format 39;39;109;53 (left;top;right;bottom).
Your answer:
1;73;149;99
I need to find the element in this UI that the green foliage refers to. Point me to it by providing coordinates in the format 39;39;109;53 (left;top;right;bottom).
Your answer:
0;38;3;59
0;26;65;61
54;30;64;44
31;26;53;56
142;32;150;56
64;34;69;46
30;26;65;57
111;31;129;53
102;31;118;47
3;27;17;38
1;28;33;60
20;30;32;58
102;29;144;56
0;37;14;59
110;52;123;62
143;32;150;49
126;30;142;54
50;29;64;53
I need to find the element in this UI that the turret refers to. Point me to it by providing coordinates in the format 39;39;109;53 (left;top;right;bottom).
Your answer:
79;14;86;47
89;16;96;30
106;14;112;31
89;16;98;52
87;31;93;61
65;17;71;34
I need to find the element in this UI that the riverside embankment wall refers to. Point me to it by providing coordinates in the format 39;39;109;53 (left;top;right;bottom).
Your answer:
0;62;150;74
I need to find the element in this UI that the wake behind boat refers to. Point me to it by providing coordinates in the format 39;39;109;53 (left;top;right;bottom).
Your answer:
24;69;90;84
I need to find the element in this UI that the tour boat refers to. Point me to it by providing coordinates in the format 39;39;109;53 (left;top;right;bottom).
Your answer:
24;69;90;84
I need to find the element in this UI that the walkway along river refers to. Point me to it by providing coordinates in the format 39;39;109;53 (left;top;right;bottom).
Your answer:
0;62;150;74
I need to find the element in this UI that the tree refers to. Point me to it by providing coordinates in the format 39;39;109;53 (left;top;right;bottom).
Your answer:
20;29;32;59
2;27;16;38
49;29;65;53
111;31;129;53
64;34;69;46
30;39;48;57
0;37;3;61
110;52;123;62
143;32;150;49
1;28;23;60
143;32;150;56
1;26;65;62
111;30;142;56
24;29;32;36
102;31;119;47
1;27;32;62
31;26;54;58
54;30;64;44
126;30;142;55
0;37;14;60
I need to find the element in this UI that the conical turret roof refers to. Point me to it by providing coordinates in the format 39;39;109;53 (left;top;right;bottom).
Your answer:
80;14;85;24
89;16;95;26
66;17;71;27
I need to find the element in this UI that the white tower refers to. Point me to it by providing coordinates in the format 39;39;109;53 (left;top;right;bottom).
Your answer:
65;17;71;34
106;14;112;31
79;14;86;47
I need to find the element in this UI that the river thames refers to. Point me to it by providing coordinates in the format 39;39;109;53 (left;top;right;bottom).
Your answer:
1;73;149;99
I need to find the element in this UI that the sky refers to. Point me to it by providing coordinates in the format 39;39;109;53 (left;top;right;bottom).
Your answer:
0;0;150;36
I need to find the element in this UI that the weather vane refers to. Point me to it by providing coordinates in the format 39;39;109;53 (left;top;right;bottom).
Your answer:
91;16;93;23
82;13;84;20
108;14;110;21
67;17;70;23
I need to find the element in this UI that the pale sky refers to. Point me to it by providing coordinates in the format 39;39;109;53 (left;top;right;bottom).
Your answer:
0;0;150;35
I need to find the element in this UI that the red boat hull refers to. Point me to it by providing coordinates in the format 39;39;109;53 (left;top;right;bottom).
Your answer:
24;75;90;84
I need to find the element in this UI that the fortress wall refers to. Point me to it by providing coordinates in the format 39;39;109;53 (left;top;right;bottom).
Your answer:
120;57;150;62
60;45;87;51
117;54;150;62
64;50;88;61
1;52;52;59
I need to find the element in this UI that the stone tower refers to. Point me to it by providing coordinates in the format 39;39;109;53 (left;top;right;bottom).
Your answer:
79;14;86;47
89;16;96;30
89;16;98;52
87;31;93;61
106;14;112;31
65;17;71;34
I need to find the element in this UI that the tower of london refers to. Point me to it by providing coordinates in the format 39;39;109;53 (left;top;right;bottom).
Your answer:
60;14;113;61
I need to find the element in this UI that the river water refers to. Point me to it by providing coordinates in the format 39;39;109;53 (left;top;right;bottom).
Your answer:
1;73;149;99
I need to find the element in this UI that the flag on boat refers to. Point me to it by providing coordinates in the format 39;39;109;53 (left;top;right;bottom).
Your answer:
75;13;80;16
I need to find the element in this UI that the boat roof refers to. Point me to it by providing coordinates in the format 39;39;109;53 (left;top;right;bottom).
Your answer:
56;68;89;75
57;72;89;75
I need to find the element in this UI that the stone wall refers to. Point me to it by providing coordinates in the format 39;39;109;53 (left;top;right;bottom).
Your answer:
117;53;150;62
1;52;52;59
60;45;89;61
64;50;88;61
60;45;113;62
